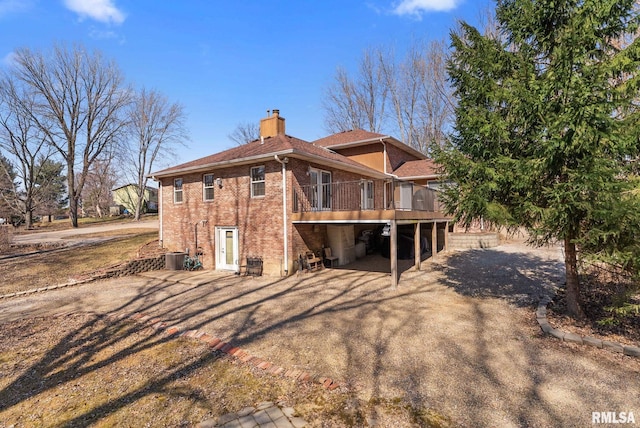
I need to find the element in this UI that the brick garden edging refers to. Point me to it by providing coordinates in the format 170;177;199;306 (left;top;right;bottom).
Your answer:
0;255;166;300
536;296;640;358
119;311;342;391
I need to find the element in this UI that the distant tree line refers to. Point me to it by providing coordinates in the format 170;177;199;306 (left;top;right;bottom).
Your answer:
0;43;188;228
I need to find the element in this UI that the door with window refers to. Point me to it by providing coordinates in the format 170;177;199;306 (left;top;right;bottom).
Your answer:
309;169;331;211
216;227;239;271
361;180;374;210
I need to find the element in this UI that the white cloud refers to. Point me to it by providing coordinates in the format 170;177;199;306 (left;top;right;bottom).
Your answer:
63;0;126;25
392;0;460;18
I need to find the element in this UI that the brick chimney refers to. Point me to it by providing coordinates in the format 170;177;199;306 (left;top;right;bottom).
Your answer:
259;109;285;138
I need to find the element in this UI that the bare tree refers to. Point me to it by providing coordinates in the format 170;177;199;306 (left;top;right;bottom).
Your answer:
7;43;131;227
228;121;259;145
126;87;187;220
0;78;57;228
80;157;116;218
322;40;454;154
323;48;387;133
381;40;454;153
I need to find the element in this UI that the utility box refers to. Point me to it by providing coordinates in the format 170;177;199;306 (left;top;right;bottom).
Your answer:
165;252;186;270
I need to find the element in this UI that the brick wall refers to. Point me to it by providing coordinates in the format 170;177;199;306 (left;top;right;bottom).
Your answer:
385;143;422;172
448;232;500;249
160;156;383;276
160;160;286;274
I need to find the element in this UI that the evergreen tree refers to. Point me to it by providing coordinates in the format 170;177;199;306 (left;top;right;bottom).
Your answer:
0;153;19;223
35;158;67;221
435;0;640;317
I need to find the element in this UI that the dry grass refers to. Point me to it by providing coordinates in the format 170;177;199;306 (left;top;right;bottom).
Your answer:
0;314;450;427
0;232;158;295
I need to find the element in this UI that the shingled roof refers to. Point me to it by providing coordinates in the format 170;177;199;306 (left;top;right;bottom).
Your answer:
392;159;440;179
313;129;388;148
151;133;386;178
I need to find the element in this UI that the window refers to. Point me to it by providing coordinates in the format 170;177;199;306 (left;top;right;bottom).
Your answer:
251;166;265;197
203;173;214;201
173;178;183;203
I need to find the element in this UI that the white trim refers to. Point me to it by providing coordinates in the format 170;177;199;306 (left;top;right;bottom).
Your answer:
250;165;266;198
173;178;183;203
215;227;239;271
203;173;215;201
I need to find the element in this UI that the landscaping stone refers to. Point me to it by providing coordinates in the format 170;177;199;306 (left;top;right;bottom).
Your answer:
582;336;603;348
549;329;565;340
602;341;624;353
563;332;583;344
539;321;553;334
623;346;640;357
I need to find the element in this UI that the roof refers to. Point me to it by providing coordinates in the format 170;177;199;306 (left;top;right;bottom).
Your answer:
112;184;158;192
312;129;427;160
150;134;387;179
392;159;440;179
313;129;388;147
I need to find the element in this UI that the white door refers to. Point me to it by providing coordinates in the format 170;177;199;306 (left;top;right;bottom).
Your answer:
216;227;239;271
309;169;332;211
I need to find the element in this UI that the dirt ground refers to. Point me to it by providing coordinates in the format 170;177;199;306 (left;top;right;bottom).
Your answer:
1;241;639;427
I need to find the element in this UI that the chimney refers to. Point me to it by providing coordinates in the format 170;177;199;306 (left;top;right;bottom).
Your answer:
259;108;285;138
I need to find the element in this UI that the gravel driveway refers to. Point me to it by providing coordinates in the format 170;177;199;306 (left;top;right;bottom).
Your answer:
2;241;638;427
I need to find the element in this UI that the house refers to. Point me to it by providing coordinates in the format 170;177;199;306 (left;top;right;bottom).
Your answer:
150;110;453;288
111;184;158;215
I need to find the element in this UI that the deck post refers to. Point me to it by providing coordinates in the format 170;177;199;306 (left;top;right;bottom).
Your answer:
444;221;449;252
390;219;398;289
431;221;438;259
414;222;421;271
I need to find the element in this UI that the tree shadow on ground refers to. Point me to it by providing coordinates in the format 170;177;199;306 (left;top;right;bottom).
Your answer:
436;245;565;307
1;243;638;427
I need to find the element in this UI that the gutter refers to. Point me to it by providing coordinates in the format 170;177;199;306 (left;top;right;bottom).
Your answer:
150;149;388;180
274;155;289;275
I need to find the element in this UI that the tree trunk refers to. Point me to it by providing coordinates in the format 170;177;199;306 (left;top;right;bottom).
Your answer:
25;210;33;230
564;235;584;318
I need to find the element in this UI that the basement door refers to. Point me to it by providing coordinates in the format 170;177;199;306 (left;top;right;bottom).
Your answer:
215;227;239;271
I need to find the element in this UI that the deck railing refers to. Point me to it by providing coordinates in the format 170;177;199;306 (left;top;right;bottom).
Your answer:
292;179;442;213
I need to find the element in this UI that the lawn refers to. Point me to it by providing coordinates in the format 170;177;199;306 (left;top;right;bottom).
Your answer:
0;231;159;295
0;313;448;427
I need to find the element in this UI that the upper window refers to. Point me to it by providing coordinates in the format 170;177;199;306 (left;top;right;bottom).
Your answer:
251;166;265;197
173;178;183;203
203;173;214;201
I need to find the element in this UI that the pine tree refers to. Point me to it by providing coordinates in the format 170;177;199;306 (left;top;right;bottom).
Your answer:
436;0;640;317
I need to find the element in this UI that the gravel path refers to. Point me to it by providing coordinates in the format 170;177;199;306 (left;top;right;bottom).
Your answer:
1;241;638;427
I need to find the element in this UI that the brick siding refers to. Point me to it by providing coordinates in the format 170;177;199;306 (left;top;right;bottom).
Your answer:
160;157;382;276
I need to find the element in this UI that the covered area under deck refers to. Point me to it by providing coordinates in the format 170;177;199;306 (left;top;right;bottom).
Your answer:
291;180;452;287
292;214;451;289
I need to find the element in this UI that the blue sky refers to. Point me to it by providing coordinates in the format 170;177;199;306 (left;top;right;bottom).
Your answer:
1;0;493;166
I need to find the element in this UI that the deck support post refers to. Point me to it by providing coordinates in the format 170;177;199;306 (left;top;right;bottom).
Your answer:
444;221;449;252
431;221;438;260
414;222;421;271
390;219;398;290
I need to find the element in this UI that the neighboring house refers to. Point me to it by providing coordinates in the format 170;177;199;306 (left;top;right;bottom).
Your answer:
112;184;159;215
151;110;452;287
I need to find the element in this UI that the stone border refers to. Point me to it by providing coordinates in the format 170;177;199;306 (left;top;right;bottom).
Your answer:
0;256;165;300
120;311;342;391
536;296;640;357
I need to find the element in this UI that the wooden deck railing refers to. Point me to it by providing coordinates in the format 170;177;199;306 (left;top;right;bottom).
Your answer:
292;179;442;213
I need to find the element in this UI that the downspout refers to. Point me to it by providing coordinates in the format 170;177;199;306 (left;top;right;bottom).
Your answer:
274;155;289;275
380;138;388;175
154;178;163;247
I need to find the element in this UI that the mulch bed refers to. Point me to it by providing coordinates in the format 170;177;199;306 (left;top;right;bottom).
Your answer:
547;268;640;346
